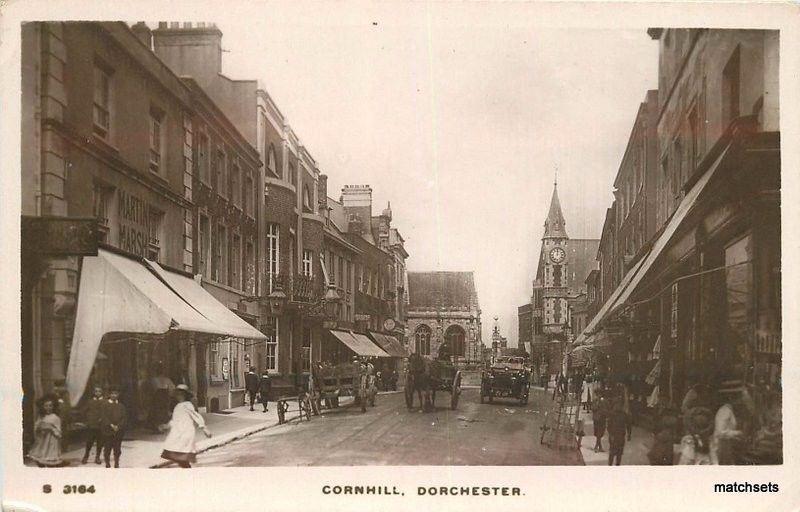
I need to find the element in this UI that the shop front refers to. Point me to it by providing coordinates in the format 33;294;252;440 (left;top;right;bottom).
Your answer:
64;248;266;425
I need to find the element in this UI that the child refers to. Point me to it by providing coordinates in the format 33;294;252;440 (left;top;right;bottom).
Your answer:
606;399;628;465
27;394;63;467
101;388;127;468
81;386;105;465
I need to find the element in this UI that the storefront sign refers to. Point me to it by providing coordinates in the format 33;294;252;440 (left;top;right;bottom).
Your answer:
117;190;155;257
355;314;371;321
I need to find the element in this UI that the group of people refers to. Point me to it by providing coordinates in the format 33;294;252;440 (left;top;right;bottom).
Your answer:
244;367;272;412
27;382;212;469
585;381;632;466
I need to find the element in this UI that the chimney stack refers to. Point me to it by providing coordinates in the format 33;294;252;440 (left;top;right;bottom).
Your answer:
131;22;152;50
151;22;224;80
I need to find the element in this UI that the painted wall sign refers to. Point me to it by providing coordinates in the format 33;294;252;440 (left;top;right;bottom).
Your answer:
117;189;155;257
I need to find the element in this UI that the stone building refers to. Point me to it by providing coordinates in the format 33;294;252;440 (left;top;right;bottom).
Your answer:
406;272;482;364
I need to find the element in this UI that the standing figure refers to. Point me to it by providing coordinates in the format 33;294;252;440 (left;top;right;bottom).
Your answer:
160;384;211;468
711;388;752;465
592;392;609;453
258;371;272;412
101;388;127;468
81;386;105;465
27;395;63;467
245;367;260;411
148;364;175;432
606;399;628;465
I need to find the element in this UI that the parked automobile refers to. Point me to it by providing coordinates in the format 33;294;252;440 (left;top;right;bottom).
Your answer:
480;356;530;405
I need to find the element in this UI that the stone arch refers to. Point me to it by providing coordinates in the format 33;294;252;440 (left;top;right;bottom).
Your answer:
444;324;467;357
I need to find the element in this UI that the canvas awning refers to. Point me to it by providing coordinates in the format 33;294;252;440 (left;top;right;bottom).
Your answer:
66;249;265;405
573;142;730;347
328;330;390;357
369;332;408;358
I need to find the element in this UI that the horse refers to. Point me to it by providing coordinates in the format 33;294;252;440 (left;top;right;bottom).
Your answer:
405;354;442;412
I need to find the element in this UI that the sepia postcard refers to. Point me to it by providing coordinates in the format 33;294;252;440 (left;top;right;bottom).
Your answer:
1;1;799;511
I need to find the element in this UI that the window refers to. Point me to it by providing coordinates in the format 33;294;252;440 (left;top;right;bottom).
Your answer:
92;183;114;241
244;173;254;217
231;233;241;290
229;342;241;389
722;46;741;129
197;133;210;184
553;265;563;287
147;210;164;261
215;149;227;197
149;107;165;174
93;64;112;139
303;186;313;212
302;250;313;277
302;328;311;373
266;223;279;292
289;163;296;186
338;256;343;287
245;240;255;295
264;317;278;372
218;224;228;285
415;325;431;356
199;215;210;278
267;145;279;178
230;160;241;208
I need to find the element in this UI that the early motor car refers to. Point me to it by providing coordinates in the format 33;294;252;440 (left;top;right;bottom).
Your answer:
480;356;530;405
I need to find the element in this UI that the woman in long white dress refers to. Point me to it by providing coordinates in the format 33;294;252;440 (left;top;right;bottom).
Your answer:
160;384;211;468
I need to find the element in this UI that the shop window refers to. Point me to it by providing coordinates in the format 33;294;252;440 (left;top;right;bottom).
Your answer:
209;341;221;380
229;342;241;389
93;63;112;139
725;234;753;349
264;317;278;373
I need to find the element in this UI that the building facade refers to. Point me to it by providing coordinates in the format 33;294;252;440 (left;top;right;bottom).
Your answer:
406;272;482;364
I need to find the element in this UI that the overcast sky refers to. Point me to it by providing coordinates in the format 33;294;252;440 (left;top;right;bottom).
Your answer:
201;9;659;346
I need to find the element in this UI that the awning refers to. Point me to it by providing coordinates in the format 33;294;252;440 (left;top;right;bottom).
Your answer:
328;330;390;357
66;249;265;406
369;332;408;358
144;259;265;339
573;142;730;347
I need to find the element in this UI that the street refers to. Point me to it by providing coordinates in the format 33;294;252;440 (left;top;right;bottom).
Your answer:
193;388;581;466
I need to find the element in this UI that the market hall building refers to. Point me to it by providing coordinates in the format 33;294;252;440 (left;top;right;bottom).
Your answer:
20;22;265;445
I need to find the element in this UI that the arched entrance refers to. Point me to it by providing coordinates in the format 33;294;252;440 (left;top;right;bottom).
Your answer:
444;325;466;358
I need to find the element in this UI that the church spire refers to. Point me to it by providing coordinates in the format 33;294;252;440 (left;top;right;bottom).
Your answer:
543;180;567;239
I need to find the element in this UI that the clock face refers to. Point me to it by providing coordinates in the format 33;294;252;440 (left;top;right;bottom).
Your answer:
550;247;566;264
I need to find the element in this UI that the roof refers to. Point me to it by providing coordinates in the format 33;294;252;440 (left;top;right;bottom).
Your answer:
543;183;567;238
407;271;478;309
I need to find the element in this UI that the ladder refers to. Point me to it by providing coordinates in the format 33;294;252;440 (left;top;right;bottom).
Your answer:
540;383;581;450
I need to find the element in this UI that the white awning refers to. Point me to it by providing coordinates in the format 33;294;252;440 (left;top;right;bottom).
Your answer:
66;249;265;405
328;330;390;358
573;142;730;347
369;332;408;358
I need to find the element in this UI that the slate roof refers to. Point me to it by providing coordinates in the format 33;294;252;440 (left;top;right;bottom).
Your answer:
407;271;478;310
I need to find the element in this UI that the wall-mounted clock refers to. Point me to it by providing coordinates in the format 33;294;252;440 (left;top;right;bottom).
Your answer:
549;247;566;264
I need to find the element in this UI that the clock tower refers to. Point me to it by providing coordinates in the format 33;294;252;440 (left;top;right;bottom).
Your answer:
538;180;569;334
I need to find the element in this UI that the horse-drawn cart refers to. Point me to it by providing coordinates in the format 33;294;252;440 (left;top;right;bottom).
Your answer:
311;360;377;413
405;354;462;411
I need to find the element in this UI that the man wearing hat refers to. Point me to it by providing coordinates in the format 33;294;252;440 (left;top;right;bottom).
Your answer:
245;366;260;411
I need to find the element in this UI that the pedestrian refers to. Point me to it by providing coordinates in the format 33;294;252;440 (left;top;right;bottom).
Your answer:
245;366;260;411
258;370;271;412
607;399;628;465
100;387;127;468
592;392;609;453
160;384;211;468
581;376;592;411
648;415;677;465
81;386;105;465
678;406;714;465
614;380;633;441
710;386;753;465
148;364;175;432
27;394;63;467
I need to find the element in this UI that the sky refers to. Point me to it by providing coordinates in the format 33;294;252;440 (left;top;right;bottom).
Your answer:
202;9;659;346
